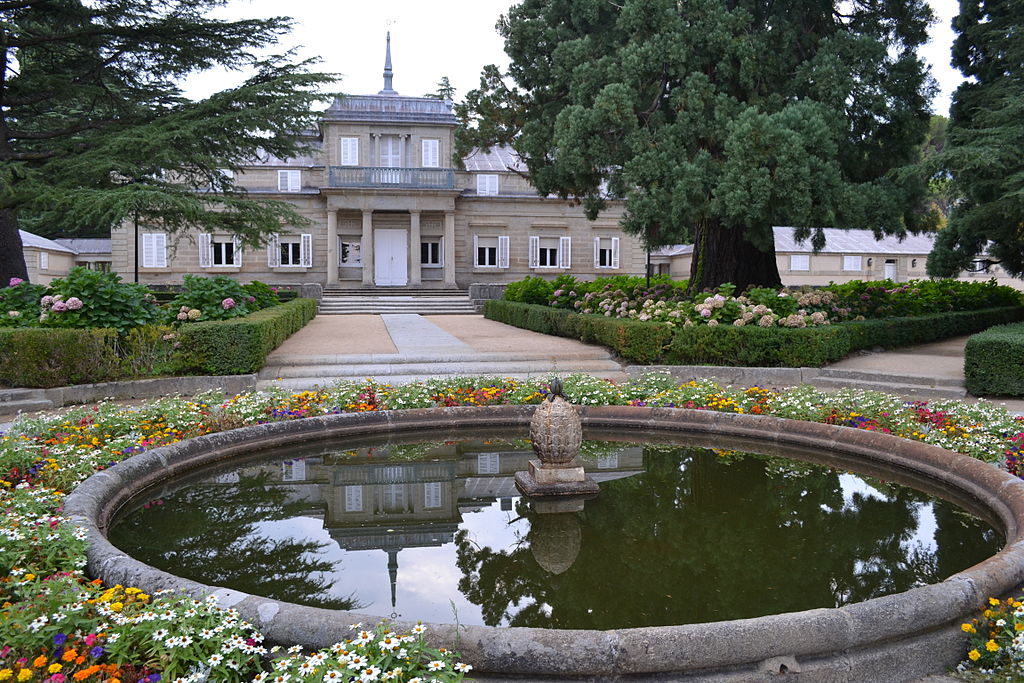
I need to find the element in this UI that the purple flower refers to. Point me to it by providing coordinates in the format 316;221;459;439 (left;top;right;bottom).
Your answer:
247;296;255;303
221;297;236;310
176;312;189;321
8;277;23;287
52;300;68;312
89;645;104;658
66;297;83;310
40;295;54;307
700;308;711;317
53;633;67;645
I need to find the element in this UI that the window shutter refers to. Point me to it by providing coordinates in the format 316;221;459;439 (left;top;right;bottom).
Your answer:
559;236;572;268
290;170;300;192
301;234;313;267
277;170;288;192
611;237;620;269
498;236;510;268
341;138;358;166
593;237;601;268
477;174;498;195
267;234;280;267
233;236;243;267
422;139;439;168
39;252;48;270
143;233;167;268
198;233;212;268
472;235;479;266
528;235;539;268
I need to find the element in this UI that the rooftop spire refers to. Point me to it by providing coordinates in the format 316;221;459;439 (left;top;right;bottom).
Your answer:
379;32;397;95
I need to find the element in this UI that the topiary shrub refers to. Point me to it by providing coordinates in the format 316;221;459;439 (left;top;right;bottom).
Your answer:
172;298;317;375
503;276;555;305
242;280;281;310
965;322;1024;397
0;328;122;387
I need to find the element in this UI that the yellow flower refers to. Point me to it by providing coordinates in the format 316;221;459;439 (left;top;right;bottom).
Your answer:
968;649;981;661
17;671;31;682
110;602;123;612
961;623;977;633
47;665;61;675
986;640;1000;652
0;670;13;681
990;597;1001;606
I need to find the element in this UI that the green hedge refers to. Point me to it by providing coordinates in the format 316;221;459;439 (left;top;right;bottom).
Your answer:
0;328;123;388
965;322;1024;397
172;298;317;375
484;300;1024;367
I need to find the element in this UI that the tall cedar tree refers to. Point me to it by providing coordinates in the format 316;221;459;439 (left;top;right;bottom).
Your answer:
456;0;937;291
0;0;335;285
927;0;1024;278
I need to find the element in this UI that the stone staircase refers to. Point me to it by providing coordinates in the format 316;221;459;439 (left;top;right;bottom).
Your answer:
257;350;627;391
0;387;54;417
807;368;968;400
318;287;478;315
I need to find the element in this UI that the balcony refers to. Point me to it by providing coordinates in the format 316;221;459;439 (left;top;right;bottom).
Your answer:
328;166;455;190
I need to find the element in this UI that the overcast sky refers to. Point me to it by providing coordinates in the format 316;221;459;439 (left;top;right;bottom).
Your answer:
185;0;962;116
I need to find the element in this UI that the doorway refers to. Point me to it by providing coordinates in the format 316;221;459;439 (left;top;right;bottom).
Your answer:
884;259;897;281
374;229;408;286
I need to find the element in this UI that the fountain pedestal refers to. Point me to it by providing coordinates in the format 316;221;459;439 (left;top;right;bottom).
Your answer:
515;379;599;497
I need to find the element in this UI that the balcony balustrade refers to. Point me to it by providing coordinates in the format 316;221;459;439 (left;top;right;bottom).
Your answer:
328;166;455;189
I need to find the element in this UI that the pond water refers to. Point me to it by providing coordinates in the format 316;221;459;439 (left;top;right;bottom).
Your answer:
109;432;1001;629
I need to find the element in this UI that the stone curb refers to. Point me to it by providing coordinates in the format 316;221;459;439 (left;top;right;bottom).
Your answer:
64;406;1024;681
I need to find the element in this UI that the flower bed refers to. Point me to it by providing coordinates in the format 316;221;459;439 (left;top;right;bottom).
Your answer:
3;374;1024;680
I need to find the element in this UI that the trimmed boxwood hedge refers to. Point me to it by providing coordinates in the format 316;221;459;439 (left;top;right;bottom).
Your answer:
172;298;317;375
965;322;1024;397
0;328;124;388
484;299;1024;367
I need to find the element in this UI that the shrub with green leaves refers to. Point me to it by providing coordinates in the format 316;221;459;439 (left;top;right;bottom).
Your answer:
40;267;161;333
965;322;1024;397
242;280;281;309
503;276;555;305
0;278;47;327
167;274;255;323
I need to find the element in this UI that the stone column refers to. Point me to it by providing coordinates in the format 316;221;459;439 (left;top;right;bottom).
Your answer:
361;209;374;286
409;210;422;286
326;210;338;285
443;211;456;287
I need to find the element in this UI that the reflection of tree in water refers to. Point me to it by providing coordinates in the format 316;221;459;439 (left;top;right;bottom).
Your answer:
455;447;999;629
111;472;359;610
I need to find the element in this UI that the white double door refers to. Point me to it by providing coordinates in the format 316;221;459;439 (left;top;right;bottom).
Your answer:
374;229;408;286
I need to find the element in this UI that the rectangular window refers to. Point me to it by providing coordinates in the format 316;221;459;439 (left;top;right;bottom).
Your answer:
380;135;401;168
340;137;359;166
281;459;306;482
530;235;571;268
39;252;48;270
277;169;300;192
142;233;167;268
596;454;619;469
477;453;500;475
274;235;313;270
424;482;442;509
344;486;363;512
422;139;440;168
199;234;241;268
843;255;862;271
473;235;510;268
789;254;810;271
383;484;405;512
339;240;362;267
594;237;620;268
211;240;235;266
476;174;499;195
420;239;442;266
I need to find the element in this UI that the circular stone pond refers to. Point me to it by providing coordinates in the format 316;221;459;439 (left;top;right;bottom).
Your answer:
65;406;1024;681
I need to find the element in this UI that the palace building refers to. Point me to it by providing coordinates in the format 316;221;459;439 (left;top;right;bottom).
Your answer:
108;35;644;292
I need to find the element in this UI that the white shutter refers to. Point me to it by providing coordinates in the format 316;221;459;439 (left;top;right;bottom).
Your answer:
344;486;363;512
477;174;498;195
341;137;359;166
278;170;300;192
422;139;439;168
198;233;212;268
143;233;167;268
424;482;441;509
498;235;510;269
559;236;572;268
472;235;479;266
301;234;313;267
611;237;620;269
267;234;280;267
593;237;601;268
233;235;242;267
529;235;539;268
277;170;288;192
39;252;48;270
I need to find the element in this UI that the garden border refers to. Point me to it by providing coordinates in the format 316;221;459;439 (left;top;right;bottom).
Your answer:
65;406;1024;681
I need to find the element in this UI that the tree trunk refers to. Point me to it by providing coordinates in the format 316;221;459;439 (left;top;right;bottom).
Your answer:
688;219;782;292
0;207;29;285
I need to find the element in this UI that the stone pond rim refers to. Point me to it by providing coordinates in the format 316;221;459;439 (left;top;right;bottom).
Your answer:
64;406;1024;681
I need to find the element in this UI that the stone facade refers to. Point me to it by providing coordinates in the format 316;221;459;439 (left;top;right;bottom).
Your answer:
109;37;643;290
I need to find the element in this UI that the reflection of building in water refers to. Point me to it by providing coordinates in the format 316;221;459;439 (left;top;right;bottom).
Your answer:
227;440;644;609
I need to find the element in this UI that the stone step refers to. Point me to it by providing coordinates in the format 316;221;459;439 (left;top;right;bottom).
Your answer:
817;367;965;388
0;388;54;416
808;376;968;400
322;288;468;297
256;369;631;392
265;349;615;365
318;305;479;315
259;358;625;380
